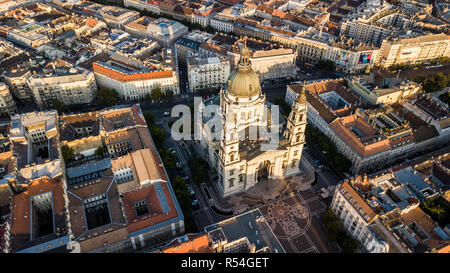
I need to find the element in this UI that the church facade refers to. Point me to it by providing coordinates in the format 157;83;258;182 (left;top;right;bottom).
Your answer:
199;44;307;197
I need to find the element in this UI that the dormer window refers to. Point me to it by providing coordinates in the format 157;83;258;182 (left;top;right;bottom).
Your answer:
113;120;124;129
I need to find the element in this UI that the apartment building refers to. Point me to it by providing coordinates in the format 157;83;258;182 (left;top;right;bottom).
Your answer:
125;17;188;47
92;51;179;100
339;1;411;46
376;32;450;68
347;78;421;105
187;55;230;92
228;47;297;81
286;80;449;174
294;32;378;74
6;22;50;49
27;68;97;109
331;166;448;253
0;82;16;116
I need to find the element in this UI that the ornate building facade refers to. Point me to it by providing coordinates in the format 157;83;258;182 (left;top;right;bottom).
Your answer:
199;44;307;197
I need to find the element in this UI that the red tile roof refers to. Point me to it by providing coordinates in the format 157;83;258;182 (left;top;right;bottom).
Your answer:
93;63;173;82
329;115;392;158
10;177;66;251
160;233;213;253
121;182;179;233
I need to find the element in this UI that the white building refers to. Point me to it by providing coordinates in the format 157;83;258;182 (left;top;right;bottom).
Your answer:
28;68;97;109
210;15;234;33
339;0;411;46
376;32;450;68
0;83;16;116
294;32;379;74
187;55;230;92
228;47;298;81
3;68;33;100
97;5;140;28
199;45;307;197
93;52;179;100
7;22;50;49
123;0;161;15
331;178;408;253
125;17;188;47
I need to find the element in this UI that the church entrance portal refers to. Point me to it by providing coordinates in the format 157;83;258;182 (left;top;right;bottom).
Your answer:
257;160;271;181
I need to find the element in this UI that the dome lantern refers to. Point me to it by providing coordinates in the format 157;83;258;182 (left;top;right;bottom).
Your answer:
225;40;261;98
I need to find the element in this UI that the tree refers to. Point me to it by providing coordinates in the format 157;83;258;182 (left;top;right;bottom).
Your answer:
150;126;166;148
158;148;176;173
420;197;450;227
164;89;174;100
50;98;66;113
188;157;209;184
412;73;450;93
305;124;351;173
95;146;105;156
273;96;292;116
151;86;163;102
339;235;359;253
96;88;119;107
439;92;450;105
317;59;336;72
322;209;344;241
144;112;155;126
61;145;75;163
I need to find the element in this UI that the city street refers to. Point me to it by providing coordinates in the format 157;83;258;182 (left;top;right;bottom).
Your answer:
302;145;342;190
160;117;233;230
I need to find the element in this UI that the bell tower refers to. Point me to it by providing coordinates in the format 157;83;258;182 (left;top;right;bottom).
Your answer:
284;85;307;176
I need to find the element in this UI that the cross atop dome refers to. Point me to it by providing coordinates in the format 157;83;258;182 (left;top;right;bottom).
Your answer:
239;37;251;68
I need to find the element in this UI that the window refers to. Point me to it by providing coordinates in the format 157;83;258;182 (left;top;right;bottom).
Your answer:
229;169;234;176
291;160;296;167
229;178;234;188
134;200;150;217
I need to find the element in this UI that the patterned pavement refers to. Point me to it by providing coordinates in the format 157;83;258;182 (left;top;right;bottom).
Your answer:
259;191;329;253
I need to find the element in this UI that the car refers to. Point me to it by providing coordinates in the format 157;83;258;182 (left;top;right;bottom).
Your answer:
163;111;170;116
318;164;324;169
314;160;321;164
169;147;176;154
192;199;199;209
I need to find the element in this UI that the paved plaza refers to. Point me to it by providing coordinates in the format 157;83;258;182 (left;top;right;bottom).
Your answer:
259;191;337;253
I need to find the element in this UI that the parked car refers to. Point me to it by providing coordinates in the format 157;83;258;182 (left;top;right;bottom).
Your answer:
169;147;176;154
163;111;170;116
192;199;199;209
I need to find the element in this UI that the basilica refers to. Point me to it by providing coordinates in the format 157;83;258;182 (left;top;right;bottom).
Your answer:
199;43;307;197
